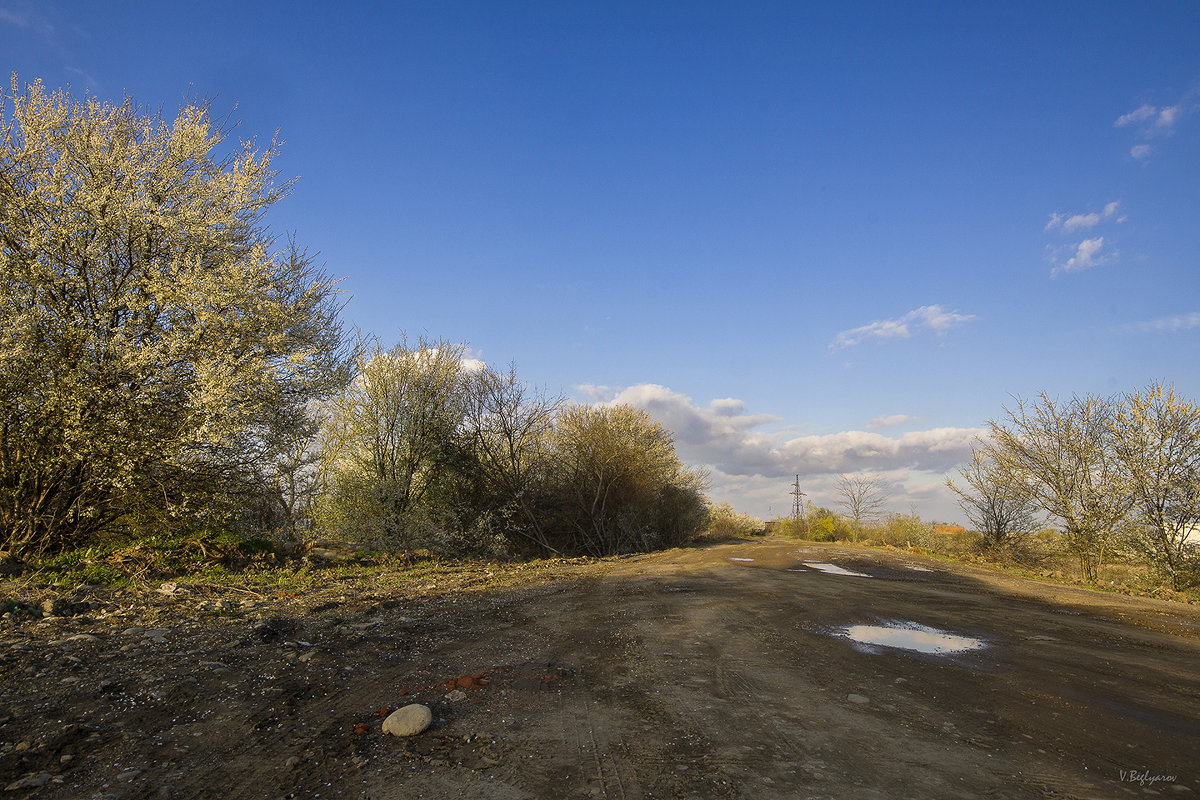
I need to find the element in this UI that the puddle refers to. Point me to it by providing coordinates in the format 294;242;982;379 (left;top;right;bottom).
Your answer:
802;562;870;577
729;557;755;562
840;622;986;655
907;566;933;572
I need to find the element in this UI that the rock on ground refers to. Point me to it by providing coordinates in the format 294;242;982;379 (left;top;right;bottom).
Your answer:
383;704;432;737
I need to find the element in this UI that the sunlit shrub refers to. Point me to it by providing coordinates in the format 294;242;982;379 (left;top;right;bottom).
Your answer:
707;503;765;538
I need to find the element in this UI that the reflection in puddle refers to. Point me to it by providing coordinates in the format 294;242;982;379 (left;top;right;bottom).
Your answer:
729;557;755;562
842;622;985;654
803;562;870;577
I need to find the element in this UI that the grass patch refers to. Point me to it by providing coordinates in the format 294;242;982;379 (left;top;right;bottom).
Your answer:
20;530;288;587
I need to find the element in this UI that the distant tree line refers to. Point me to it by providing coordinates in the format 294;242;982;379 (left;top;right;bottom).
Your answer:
0;78;707;560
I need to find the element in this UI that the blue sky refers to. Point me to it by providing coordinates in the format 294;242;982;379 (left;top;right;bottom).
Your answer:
5;1;1199;523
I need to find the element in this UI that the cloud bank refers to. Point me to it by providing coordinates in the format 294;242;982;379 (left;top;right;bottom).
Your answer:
588;384;983;479
578;383;984;521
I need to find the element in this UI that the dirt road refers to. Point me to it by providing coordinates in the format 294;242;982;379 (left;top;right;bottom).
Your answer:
3;539;1199;799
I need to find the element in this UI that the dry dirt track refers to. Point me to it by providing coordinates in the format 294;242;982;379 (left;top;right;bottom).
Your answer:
4;538;1200;800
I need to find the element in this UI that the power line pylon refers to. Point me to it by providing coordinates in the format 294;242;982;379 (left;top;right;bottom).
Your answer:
790;474;806;521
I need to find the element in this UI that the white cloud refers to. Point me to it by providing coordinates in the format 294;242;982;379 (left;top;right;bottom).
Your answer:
1053;237;1110;275
1044;202;1124;276
1121;311;1200;334
831;305;975;350
575;384;617;402
1115;102;1182;134
868;414;915;430
1157;105;1181;131
776;427;983;475
1045;201;1123;233
596;384;783;475
710;397;747;416
1115;93;1197;161
1115;104;1157;127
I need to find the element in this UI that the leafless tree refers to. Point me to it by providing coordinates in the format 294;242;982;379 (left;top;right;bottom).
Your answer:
462;364;561;554
947;445;1042;554
835;473;889;538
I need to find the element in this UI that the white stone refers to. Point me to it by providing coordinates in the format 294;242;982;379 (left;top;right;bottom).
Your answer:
382;704;432;737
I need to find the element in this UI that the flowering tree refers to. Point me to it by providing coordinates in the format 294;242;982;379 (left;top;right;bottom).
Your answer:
0;78;349;555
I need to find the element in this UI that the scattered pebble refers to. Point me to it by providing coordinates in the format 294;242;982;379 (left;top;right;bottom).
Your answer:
847;693;870;705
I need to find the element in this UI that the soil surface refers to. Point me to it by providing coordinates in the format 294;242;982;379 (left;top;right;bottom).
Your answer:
2;538;1199;800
